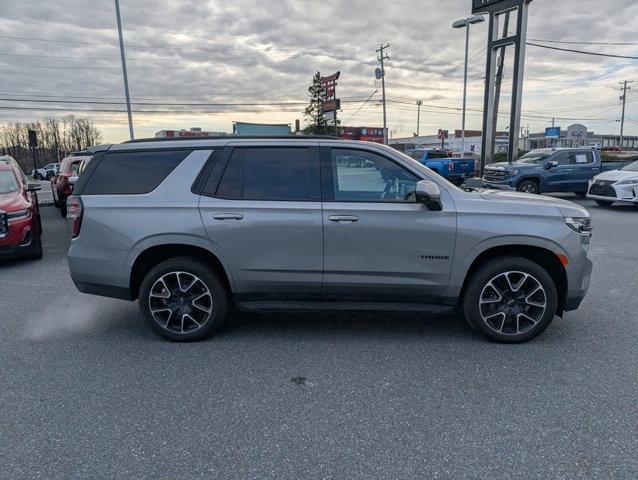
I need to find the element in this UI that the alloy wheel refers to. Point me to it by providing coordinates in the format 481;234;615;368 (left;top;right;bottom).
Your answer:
479;271;547;336
148;271;213;334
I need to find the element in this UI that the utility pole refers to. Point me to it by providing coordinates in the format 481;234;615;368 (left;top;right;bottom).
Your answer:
114;0;134;140
619;80;633;149
376;44;390;145
416;100;422;137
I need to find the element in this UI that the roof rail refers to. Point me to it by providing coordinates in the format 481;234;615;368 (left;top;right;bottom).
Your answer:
122;135;343;144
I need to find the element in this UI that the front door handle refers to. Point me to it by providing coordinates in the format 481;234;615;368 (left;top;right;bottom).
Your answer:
212;213;243;220
328;215;359;223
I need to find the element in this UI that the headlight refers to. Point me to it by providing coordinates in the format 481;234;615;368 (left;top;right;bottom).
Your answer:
506;169;519;176
616;177;638;185
565;216;592;234
6;209;30;222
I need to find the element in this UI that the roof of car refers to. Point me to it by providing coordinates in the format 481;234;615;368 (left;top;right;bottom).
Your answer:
123;134;342;144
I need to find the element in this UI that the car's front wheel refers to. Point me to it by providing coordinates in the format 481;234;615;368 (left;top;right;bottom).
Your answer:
462;256;558;343
516;179;540;194
138;256;229;341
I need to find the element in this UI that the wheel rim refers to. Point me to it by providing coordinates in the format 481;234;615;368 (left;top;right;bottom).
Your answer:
148;271;213;334
521;183;537;194
479;271;547;336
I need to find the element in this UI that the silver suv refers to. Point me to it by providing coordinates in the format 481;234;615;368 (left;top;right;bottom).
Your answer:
67;137;593;343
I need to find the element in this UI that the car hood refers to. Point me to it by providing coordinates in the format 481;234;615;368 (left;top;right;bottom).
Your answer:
478;189;589;218
593;169;638;182
0;190;28;212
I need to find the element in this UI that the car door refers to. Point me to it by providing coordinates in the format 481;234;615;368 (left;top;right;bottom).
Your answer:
198;144;323;297
321;146;457;302
544;151;573;191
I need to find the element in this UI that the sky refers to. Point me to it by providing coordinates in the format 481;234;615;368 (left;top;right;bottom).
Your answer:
1;0;637;143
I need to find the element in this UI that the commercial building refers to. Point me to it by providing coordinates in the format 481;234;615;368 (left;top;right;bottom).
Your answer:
341;127;387;143
526;124;638;150
232;122;291;135
392;124;638;154
391;130;509;155
155;127;226;138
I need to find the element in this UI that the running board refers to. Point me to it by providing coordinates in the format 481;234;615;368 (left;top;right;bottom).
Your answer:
235;301;454;314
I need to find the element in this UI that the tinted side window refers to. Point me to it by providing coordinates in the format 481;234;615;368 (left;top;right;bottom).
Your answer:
82;149;191;195
552;152;571;166
213;147;319;201
329;149;418;202
573;151;593;164
216;149;242;199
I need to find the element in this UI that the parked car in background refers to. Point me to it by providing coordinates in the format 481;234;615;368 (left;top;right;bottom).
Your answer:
33;163;60;180
482;148;626;195
390;142;423;152
68;136;592;344
404;148;475;185
0;156;43;260
586;159;638;207
52;152;90;217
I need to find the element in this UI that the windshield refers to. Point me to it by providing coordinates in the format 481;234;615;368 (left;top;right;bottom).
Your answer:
516;152;550;164
0;170;19;194
621;160;638;172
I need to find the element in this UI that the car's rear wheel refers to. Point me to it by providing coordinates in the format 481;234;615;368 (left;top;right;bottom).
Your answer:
595;199;613;207
138;256;229;341
462;256;557;343
59;195;67;217
517;179;540;194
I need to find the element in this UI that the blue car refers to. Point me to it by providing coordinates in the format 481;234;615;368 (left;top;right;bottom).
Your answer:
404;149;476;185
482;148;626;195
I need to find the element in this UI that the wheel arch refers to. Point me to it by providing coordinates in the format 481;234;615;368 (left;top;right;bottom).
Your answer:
516;176;541;189
129;242;234;301
458;244;568;316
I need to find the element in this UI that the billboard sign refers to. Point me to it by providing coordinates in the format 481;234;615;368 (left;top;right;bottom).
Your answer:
438;129;449;140
472;0;524;14
321;99;341;113
544;127;561;138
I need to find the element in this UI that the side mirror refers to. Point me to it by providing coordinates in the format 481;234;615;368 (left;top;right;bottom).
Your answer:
27;183;42;192
415;180;442;211
546;160;558;170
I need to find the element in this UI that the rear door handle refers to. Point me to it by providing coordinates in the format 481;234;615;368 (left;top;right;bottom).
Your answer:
212;213;243;220
328;215;359;223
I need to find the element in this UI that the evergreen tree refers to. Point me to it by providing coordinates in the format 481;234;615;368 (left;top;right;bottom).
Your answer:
303;72;327;134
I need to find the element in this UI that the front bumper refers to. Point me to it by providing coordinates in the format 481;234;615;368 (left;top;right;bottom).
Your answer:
0;225;35;258
481;177;516;190
586;180;638;203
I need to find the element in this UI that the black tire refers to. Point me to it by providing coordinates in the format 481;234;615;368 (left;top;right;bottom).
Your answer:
59;195;67;218
461;256;558;343
595;200;613;207
138;256;229;341
52;185;59;208
25;230;43;260
516;179;540;194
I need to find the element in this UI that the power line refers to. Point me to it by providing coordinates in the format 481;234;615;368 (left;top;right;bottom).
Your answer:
527;43;638;60
529;38;638;46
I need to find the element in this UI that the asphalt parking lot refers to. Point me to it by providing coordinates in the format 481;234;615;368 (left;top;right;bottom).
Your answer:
1;198;636;480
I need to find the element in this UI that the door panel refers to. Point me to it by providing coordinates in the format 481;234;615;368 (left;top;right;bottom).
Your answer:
199;145;323;297
322;147;456;301
545;152;572;191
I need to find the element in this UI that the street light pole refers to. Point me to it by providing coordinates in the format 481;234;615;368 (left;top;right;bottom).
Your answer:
114;0;134;140
453;15;484;156
416;100;422;137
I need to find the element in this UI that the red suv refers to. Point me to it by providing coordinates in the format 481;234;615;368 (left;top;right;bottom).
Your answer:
51;152;89;217
0;156;43;260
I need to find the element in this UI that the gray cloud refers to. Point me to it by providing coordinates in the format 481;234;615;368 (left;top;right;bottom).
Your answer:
1;0;637;140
